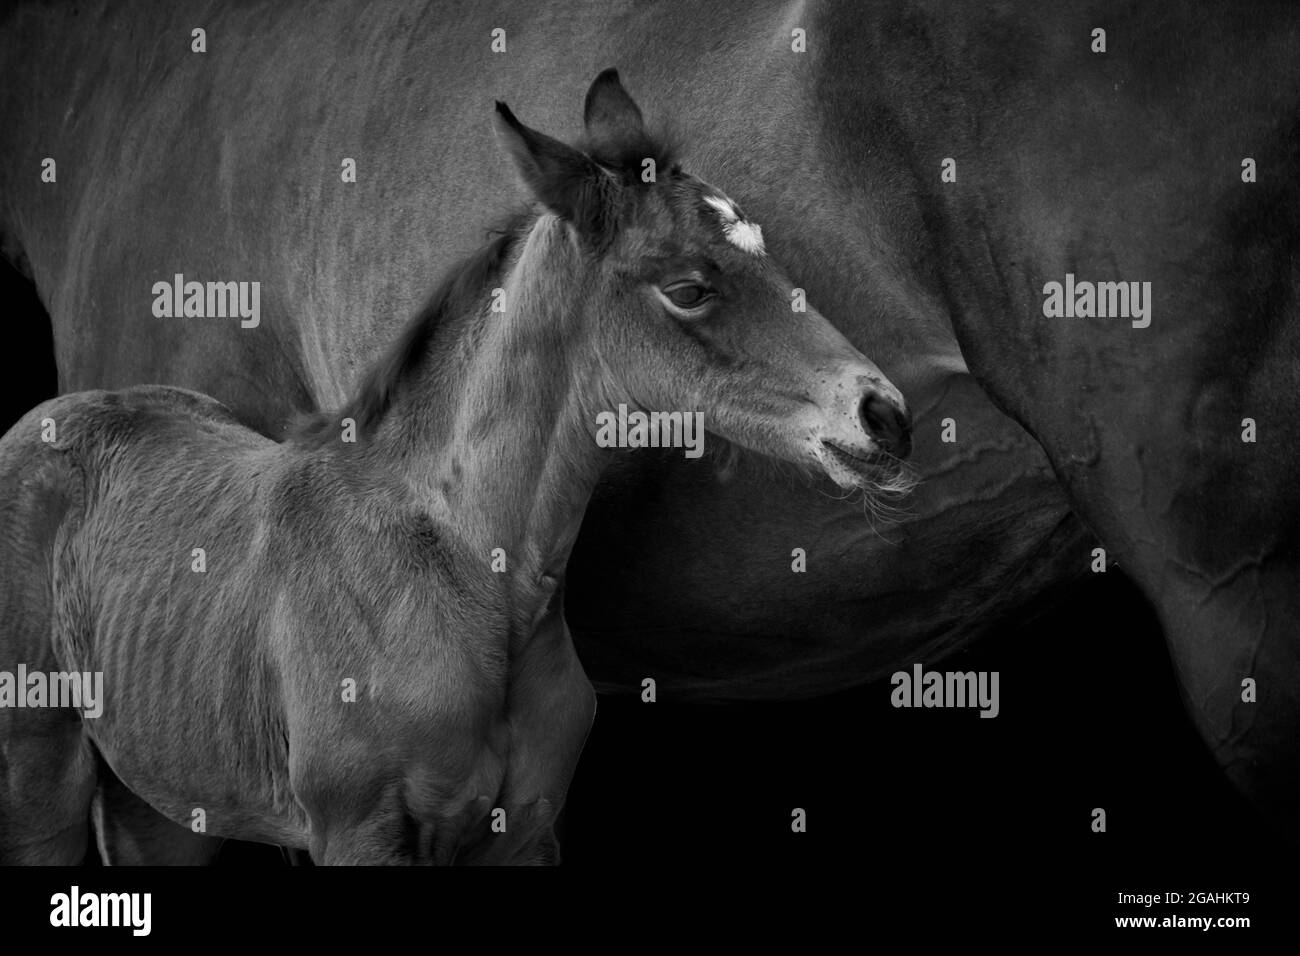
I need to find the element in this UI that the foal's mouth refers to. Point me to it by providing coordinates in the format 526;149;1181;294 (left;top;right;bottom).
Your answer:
819;439;914;493
821;439;885;470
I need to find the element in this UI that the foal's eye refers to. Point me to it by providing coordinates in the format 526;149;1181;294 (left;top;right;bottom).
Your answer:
661;282;714;310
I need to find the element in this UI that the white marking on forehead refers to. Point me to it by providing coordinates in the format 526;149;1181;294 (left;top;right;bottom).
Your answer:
702;194;765;255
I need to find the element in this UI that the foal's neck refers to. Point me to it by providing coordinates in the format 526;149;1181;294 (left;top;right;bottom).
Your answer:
365;217;612;596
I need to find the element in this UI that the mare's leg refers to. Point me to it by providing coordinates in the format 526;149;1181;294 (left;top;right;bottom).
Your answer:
92;762;225;865
1158;569;1300;842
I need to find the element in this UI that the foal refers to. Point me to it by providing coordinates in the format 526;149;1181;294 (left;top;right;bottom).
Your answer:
0;70;911;864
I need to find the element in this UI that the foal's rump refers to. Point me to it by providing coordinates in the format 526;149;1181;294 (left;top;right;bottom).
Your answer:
0;386;296;855
0;386;238;680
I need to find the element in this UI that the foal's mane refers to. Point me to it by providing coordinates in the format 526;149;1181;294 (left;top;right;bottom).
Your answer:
289;211;530;447
290;122;679;449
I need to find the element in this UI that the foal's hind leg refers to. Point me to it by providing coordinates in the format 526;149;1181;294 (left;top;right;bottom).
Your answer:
92;762;224;865
0;709;97;864
0;430;97;863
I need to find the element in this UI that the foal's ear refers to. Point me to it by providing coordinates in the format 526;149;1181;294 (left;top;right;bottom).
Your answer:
493;101;609;236
583;68;647;158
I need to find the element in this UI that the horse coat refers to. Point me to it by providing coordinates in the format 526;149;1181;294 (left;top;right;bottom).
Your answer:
1;1;1297;837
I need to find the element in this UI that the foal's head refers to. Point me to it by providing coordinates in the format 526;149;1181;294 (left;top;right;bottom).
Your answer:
495;69;913;492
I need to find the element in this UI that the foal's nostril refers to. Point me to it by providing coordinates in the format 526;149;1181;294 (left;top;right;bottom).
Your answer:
859;393;912;459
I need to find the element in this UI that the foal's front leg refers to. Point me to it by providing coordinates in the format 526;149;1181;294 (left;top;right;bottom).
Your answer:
308;789;493;865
